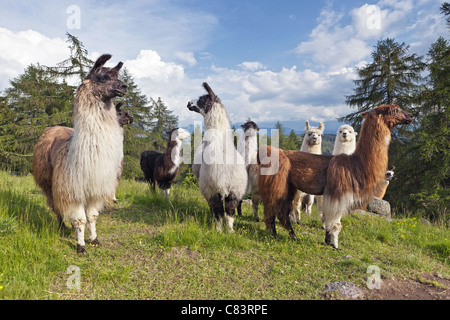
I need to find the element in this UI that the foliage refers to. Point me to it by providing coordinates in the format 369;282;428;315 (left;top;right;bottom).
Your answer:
343;38;426;129
0;64;74;173
388;37;450;223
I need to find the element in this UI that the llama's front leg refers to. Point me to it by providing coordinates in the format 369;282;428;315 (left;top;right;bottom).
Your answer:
67;204;87;254
225;194;240;233
251;195;260;222
291;190;302;224
323;211;342;249
316;195;324;222
86;200;103;247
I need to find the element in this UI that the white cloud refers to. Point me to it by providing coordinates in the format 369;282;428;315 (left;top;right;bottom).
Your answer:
238;61;266;71
174;52;197;67
0;28;69;90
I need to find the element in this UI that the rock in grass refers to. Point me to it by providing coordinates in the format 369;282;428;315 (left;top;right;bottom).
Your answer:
367;197;391;219
325;281;363;299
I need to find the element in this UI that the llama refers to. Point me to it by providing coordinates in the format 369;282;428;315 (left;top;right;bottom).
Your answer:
140;127;190;198
32;54;127;254
113;102;133;202
376;166;396;199
187;82;248;232
332;124;357;156
236;121;259;219
331;125;394;200
291;121;324;223
257;105;413;248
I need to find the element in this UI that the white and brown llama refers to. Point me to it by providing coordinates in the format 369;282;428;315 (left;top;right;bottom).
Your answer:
332;124;395;200
187;82;248;232
291;121;324;223
257;105;413;249
32;54;128;254
236;121;260;220
140;127;190;198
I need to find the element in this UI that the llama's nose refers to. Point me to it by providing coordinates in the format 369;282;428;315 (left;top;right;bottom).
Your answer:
342;132;347;137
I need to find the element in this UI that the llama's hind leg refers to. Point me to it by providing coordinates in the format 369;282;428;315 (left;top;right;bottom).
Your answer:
208;194;225;231
66;204;87;254
322;197;343;249
251;194;260;222
86;199;103;247
225;193;240;232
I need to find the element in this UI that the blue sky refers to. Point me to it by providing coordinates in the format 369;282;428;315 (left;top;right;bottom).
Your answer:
0;0;447;129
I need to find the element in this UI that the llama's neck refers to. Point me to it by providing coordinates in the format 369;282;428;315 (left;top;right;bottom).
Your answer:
332;140;356;155
70;84;123;163
300;141;322;155
204;104;231;131
354;116;390;180
166;139;183;175
237;129;258;167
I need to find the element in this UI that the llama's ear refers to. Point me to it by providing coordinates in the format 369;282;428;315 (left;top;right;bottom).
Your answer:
113;62;123;72
319;122;325;131
305;120;310;130
361;111;368;119
389;165;395;171
91;54;112;73
115;102;124;111
202;82;216;99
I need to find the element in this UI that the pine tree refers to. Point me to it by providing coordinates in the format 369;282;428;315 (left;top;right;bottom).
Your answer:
148;97;178;152
389;37;450;222
284;129;300;150
0;64;74;172
343;38;426;128
47;32;94;82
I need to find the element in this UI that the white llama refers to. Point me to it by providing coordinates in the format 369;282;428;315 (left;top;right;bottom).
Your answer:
291;120;324;223
332;124;357;156
187;83;248;232
236;121;259;219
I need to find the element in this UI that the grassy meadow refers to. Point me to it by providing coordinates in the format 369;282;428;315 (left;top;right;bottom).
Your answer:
0;170;448;300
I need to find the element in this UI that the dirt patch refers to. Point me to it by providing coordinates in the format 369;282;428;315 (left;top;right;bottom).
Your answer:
365;273;450;300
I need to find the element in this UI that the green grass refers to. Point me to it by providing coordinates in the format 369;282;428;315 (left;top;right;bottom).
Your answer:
0;171;448;299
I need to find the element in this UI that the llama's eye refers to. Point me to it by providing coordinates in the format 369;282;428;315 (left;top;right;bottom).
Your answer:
339;131;342;133
97;75;109;83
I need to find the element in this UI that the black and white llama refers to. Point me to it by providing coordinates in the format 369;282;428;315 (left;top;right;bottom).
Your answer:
187;82;248;232
140;128;190;198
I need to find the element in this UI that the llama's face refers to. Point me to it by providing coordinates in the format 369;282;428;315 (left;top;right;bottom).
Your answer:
241;121;259;138
337;125;357;143
362;105;413;129
187;82;221;116
85;54;128;102
304;121;324;146
170;128;190;141
115;102;133;127
385;166;396;181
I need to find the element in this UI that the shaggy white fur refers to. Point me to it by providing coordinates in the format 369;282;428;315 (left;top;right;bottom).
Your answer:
332;124;357;155
188;83;248;232
236;121;260;220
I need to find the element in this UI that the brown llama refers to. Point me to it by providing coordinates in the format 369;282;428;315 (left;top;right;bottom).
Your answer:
32;54;128;254
257;105;413;248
